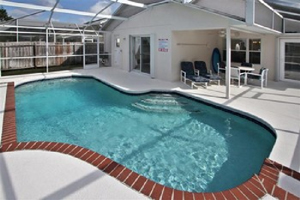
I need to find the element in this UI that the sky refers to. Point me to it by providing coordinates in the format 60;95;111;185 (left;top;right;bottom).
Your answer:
2;0;121;24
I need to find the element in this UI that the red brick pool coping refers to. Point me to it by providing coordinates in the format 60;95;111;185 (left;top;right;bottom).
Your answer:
1;82;300;200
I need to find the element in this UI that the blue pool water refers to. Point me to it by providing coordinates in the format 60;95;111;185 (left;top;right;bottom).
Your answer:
15;77;276;192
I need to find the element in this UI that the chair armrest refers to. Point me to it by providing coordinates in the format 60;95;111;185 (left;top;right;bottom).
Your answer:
217;63;226;75
194;69;200;76
181;70;186;77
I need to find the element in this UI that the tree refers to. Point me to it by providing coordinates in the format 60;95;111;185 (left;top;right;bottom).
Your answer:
0;7;13;22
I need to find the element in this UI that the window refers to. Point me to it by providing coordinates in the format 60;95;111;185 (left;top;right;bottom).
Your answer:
284;42;300;81
249;39;261;64
223;38;261;64
115;38;120;48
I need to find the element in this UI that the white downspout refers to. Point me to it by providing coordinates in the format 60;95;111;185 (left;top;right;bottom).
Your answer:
246;0;255;26
82;36;85;69
226;27;231;99
46;27;49;73
97;37;100;67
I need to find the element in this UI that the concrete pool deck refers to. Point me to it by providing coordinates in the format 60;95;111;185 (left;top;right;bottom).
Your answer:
0;67;299;199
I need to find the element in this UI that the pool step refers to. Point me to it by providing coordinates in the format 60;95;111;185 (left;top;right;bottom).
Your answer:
140;98;187;106
132;94;200;113
132;102;190;113
147;94;182;100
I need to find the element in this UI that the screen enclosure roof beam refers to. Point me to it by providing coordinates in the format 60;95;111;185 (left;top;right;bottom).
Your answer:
0;0;128;21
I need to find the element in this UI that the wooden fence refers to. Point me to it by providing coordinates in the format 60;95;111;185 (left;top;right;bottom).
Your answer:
0;42;103;70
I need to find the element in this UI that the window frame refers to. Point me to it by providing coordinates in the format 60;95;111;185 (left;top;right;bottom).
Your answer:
223;38;261;64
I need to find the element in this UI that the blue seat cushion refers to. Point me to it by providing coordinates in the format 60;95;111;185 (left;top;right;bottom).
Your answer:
205;74;221;80
186;74;195;80
186;75;209;82
247;74;260;80
181;62;195;76
191;76;209;83
248;67;266;80
194;61;208;76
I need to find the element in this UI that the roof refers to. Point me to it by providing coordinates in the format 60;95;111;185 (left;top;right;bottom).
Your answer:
102;0;163;31
1;0;299;33
102;0;300;31
264;0;300;21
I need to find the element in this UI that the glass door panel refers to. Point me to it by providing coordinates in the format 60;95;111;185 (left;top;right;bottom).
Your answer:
130;36;151;75
141;37;151;74
133;37;141;71
285;43;300;81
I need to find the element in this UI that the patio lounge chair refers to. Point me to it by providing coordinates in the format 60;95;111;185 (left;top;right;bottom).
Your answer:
181;61;209;89
194;61;221;85
246;67;269;88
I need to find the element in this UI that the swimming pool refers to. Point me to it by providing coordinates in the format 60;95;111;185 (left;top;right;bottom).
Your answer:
15;77;276;192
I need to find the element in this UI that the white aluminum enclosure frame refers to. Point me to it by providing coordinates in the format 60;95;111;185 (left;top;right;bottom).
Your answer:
1;0;298;99
0;0;148;76
0;0;128;20
0;23;106;73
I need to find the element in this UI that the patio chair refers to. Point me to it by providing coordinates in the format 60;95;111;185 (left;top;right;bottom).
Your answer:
181;61;209;89
230;67;246;87
217;62;226;77
246;67;269;88
240;62;253;73
194;61;210;76
194;61;221;85
241;62;253;67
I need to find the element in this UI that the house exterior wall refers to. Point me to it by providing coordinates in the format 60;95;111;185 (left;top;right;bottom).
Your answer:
172;30;222;81
111;2;277;82
224;32;277;80
261;35;277;80
112;3;235;81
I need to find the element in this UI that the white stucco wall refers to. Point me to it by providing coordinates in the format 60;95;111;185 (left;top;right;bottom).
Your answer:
111;3;237;81
261;35;277;80
111;2;277;82
172;30;222;81
220;32;277;80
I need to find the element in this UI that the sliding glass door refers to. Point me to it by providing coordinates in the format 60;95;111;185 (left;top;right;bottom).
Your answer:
131;36;151;74
280;39;300;82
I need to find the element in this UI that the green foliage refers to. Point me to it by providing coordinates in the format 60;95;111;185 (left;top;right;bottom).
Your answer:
0;6;13;22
